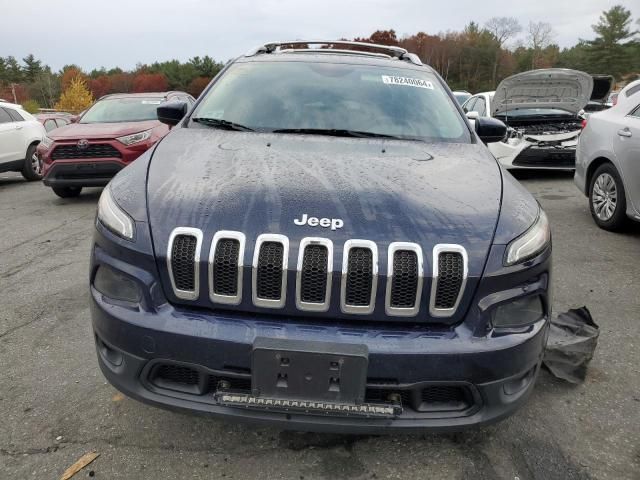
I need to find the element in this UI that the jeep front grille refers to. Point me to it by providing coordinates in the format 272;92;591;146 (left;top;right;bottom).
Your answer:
296;238;333;312
252;234;289;308
209;231;245;305
385;242;423;317
166;229;468;319
429;245;468;317
341;240;378;315
167;227;203;300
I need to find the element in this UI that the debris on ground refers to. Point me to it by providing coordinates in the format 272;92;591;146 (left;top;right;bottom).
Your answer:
543;306;599;384
60;451;100;480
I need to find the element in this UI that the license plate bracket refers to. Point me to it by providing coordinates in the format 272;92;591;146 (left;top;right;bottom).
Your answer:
251;338;368;404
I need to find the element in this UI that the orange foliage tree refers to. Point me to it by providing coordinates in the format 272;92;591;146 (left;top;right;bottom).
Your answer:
132;73;168;93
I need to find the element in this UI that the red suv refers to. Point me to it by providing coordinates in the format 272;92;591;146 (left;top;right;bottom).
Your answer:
40;91;194;198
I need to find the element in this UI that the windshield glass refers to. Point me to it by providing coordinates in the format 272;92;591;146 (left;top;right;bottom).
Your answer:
80;97;162;123
192;61;470;143
495;108;575;118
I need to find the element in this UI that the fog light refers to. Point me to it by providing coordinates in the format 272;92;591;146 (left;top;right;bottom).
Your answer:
94;265;141;303
492;295;543;328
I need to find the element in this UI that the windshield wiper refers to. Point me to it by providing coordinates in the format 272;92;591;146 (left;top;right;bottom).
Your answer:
271;128;402;139
191;117;255;132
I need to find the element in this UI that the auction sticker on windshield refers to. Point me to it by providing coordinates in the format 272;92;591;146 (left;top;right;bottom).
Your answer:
381;76;434;89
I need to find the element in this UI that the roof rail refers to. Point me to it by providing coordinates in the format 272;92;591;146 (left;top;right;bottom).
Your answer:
245;40;422;66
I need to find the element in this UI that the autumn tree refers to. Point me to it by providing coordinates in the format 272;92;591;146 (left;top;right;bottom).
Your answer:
132;73;169;92
527;21;555;69
485;17;522;85
187;77;211;97
55;76;93;113
89;75;113;98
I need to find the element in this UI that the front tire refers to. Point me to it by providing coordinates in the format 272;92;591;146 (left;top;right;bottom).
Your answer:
21;144;43;181
589;163;629;231
52;186;82;198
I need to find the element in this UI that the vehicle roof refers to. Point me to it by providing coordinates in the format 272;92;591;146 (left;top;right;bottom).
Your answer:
236;51;436;74
0;101;23;109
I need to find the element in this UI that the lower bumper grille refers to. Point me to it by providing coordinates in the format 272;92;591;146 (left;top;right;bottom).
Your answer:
147;362;475;414
513;146;576;168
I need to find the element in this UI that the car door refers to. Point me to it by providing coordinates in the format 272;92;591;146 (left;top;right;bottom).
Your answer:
0;107;22;164
613;103;640;214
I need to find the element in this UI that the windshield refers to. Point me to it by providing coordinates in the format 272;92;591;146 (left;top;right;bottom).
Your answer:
191;61;470;143
495;108;575;118
453;92;471;105
80;97;162;123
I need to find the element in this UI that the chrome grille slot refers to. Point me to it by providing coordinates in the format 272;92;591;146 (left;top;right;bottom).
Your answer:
429;244;467;317
296;238;333;312
209;231;245;305
252;234;289;308
167;227;203;300
385;242;423;316
341;240;378;315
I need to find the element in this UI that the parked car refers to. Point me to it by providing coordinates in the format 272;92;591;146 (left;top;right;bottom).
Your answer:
575;79;640;231
0;101;46;180
91;40;551;433
462;68;593;169
35;113;73;132
452;90;471;105
39;91;194;198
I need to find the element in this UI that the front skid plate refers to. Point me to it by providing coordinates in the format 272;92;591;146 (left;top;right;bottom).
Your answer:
215;392;402;418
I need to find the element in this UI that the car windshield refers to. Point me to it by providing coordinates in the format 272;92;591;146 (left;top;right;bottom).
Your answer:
80;97;162;123
453;92;471;105
191;60;470;143
495;108;574;118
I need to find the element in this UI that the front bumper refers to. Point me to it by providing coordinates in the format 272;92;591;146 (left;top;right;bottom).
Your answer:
42;160;126;187
91;287;549;434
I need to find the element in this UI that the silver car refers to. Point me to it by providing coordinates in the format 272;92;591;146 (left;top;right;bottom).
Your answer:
575;79;640;231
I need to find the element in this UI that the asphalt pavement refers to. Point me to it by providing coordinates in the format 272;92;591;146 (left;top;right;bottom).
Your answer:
1;170;639;479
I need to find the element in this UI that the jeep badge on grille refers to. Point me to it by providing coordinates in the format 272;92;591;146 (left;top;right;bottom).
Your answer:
294;214;343;231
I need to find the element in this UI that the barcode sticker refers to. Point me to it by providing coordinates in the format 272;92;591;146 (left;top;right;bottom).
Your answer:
381;76;434;89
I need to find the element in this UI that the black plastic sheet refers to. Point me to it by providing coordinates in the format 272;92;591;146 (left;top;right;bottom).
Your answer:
543;307;599;384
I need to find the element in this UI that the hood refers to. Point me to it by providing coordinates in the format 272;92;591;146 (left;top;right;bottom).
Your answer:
590;74;614;103
48;120;160;140
146;129;502;323
492;68;594;116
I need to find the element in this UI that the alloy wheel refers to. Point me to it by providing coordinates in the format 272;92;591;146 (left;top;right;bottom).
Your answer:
31;152;43;176
592;173;617;221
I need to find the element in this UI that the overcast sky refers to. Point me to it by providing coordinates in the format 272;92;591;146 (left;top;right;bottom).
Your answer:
2;0;638;71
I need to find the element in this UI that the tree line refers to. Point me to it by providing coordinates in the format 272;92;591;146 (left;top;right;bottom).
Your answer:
0;4;637;113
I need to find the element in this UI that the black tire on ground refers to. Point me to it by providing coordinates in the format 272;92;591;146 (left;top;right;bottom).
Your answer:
21;144;43;181
588;162;629;232
52;186;83;198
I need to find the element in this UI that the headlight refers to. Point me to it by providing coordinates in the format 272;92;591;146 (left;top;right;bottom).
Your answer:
492;295;544;328
504;209;550;266
40;136;54;149
97;187;135;240
116;129;152;146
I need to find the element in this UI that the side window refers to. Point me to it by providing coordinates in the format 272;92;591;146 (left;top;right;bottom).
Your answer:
629;105;640;118
5;107;24;122
463;97;477;113
475;97;487;116
0;108;13;124
44;119;58;132
56;118;69;127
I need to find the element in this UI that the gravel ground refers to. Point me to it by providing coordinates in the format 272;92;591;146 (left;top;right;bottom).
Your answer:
0;170;638;479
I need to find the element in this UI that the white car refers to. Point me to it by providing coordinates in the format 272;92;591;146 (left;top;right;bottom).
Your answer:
0;101;46;180
462;69;593;169
574;79;640;231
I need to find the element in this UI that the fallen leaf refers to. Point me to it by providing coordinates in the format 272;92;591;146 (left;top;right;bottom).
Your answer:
112;392;125;402
60;451;100;480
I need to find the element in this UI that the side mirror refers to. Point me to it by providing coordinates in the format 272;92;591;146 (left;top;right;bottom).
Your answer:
475;116;507;144
157;101;188;126
465;111;479;120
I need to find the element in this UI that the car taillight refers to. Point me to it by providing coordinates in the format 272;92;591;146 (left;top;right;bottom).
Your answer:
581;119;588;129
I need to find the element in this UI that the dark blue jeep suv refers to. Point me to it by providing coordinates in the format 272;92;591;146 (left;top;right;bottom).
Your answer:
90;41;551;433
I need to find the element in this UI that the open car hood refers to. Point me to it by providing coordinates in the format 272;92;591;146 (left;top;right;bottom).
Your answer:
492;68;594;116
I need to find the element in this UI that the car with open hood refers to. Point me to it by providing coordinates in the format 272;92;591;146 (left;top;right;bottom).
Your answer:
90;41;551;433
463;68;594;169
39;91;194;198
